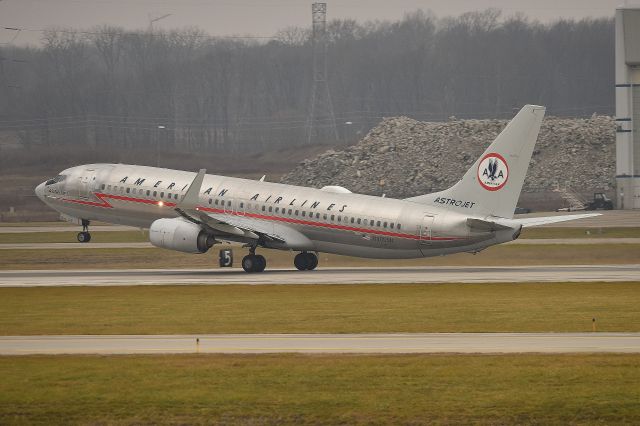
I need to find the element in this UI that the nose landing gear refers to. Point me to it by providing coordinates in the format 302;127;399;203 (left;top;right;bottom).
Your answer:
294;252;318;271
77;219;91;243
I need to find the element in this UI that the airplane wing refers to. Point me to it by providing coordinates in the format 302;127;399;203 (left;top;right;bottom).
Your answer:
174;169;306;247
510;213;601;228
203;212;286;243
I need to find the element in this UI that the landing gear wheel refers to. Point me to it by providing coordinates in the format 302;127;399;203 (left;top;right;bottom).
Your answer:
306;252;318;271
254;255;266;273
78;219;91;243
294;252;318;271
242;254;266;273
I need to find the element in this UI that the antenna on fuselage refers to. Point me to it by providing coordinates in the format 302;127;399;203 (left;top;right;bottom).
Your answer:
259;175;266;182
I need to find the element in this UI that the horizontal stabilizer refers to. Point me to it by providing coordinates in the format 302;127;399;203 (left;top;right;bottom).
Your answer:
467;218;512;232
510;213;601;228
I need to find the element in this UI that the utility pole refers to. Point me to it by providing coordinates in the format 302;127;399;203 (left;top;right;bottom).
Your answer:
305;3;338;145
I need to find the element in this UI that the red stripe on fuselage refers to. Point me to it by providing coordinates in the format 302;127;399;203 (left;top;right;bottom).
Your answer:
61;193;462;242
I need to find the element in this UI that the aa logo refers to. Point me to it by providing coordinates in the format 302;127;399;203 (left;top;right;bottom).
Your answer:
477;153;509;191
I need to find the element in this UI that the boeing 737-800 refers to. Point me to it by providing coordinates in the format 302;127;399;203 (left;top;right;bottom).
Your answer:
35;105;597;272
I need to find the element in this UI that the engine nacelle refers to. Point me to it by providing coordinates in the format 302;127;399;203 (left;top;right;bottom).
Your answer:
149;218;215;254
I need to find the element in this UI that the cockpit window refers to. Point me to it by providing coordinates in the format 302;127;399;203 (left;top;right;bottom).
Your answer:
45;175;67;186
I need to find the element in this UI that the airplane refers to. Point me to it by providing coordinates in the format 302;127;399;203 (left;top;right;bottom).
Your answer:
35;105;598;273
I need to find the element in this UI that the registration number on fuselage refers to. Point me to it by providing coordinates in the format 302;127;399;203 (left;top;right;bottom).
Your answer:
371;235;394;244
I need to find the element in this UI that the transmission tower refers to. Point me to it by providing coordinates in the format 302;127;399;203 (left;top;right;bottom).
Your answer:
306;2;339;144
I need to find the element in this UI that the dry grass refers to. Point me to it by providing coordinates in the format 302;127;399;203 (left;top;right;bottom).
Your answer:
0;353;638;424
0;231;148;244
1;282;638;335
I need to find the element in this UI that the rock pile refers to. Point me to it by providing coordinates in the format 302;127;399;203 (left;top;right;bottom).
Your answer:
281;115;615;198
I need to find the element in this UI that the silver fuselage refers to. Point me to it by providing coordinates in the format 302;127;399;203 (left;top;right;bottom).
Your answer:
36;163;518;258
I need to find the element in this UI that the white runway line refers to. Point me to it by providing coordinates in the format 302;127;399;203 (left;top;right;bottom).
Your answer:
0;265;639;287
1;333;639;355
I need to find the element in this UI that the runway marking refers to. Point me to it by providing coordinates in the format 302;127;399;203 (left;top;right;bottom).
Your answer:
2;333;639;355
1;265;639;286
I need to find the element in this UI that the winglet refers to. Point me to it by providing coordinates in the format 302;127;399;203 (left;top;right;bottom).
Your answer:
178;169;206;210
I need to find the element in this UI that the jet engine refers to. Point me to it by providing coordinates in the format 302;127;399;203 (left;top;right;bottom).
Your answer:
149;218;216;254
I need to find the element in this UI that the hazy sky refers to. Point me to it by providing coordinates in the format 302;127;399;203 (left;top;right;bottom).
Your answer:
0;0;636;45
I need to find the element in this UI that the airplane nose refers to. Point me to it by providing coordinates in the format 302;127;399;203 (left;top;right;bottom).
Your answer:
35;182;45;200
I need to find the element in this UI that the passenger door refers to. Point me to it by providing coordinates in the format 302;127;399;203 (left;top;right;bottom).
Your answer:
79;169;97;199
419;215;434;245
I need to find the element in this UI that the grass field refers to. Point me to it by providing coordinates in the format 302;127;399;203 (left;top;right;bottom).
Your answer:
0;230;147;244
0;353;638;424
1;282;638;335
1;243;639;270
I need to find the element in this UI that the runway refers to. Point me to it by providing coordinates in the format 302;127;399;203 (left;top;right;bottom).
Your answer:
1;333;638;354
1;264;639;287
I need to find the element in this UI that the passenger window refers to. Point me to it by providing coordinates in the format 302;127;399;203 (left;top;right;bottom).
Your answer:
153;191;157;197
107;185;111;190
146;190;150;196
275;207;280;213
350;217;355;224
383;222;388;228
288;209;292;215
370;220;374;226
126;188;130;194
168;193;172;199
377;221;381;227
215;199;219;205
227;201;231;206
316;213;320;219
357;218;361;224
269;207;273;212
398;224;402;230
101;184;105;190
208;199;212;204
240;202;244;208
390;223;394;229
323;214;327;220
160;192;164;198
337;216;341;222
295;210;299;216
331;215;335;221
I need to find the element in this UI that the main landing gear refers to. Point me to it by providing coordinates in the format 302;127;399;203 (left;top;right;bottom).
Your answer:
77;219;91;243
294;252;318;271
241;249;318;273
242;246;266;273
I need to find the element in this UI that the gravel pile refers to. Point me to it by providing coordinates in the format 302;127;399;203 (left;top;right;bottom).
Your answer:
281;115;615;198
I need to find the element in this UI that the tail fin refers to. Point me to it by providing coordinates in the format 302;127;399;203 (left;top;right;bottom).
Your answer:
405;104;546;219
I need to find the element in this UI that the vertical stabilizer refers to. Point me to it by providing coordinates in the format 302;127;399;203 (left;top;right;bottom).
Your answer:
405;105;546;219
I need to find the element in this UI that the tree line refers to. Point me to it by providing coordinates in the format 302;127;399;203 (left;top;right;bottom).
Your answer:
0;9;614;158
